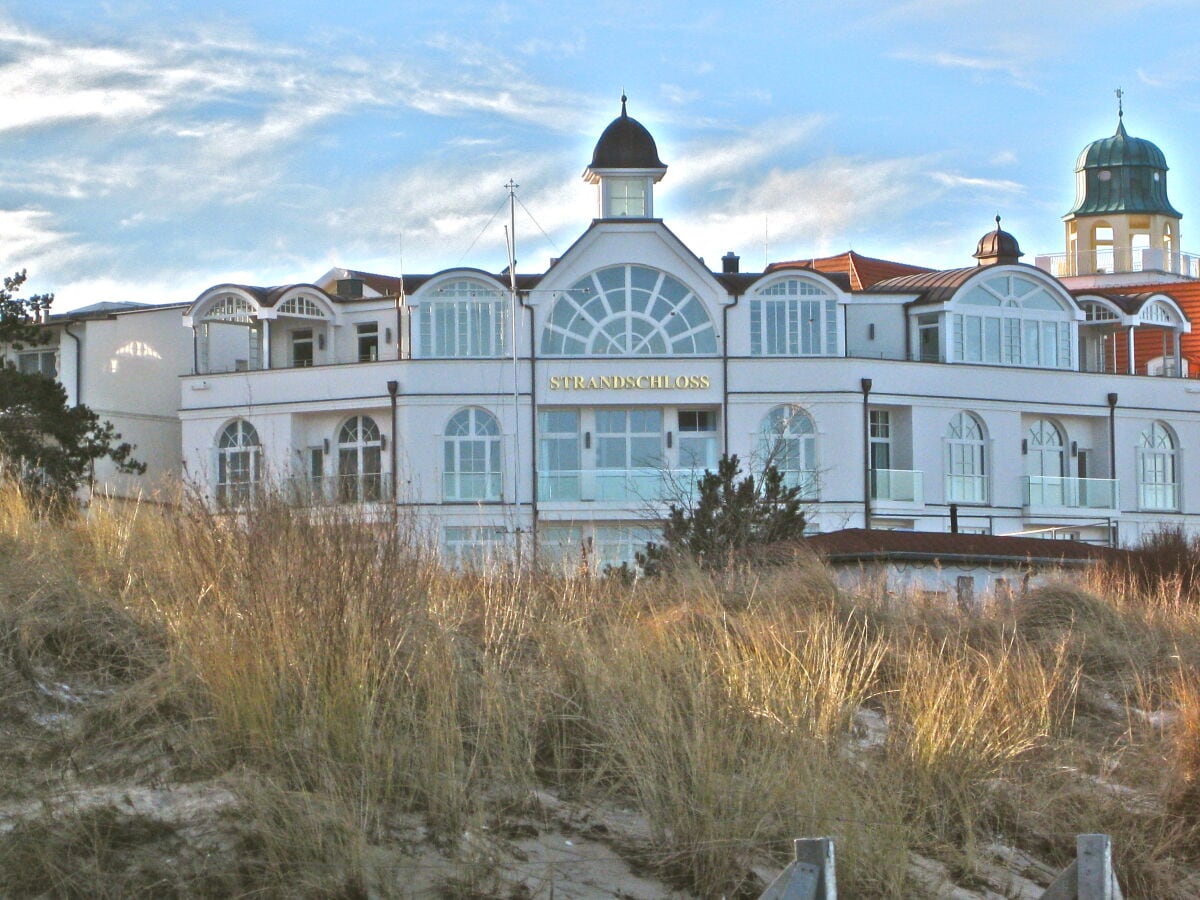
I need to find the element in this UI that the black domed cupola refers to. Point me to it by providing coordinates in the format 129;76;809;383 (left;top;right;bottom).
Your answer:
974;216;1024;266
1068;107;1180;218
584;95;668;219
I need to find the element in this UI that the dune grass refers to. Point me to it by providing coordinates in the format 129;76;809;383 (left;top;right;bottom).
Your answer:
2;482;1199;896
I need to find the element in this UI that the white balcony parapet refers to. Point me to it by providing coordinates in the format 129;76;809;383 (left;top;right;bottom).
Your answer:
1022;475;1118;511
1034;248;1200;279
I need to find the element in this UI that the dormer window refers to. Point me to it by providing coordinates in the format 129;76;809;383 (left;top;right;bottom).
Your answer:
605;178;648;217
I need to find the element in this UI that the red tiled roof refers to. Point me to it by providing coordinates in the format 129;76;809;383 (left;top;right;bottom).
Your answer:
768;251;935;291
804;528;1126;566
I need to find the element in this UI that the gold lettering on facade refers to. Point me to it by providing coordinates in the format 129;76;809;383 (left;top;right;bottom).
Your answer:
547;373;712;391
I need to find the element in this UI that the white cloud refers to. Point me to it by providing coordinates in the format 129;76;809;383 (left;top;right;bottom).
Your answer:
0;208;71;266
931;173;1024;193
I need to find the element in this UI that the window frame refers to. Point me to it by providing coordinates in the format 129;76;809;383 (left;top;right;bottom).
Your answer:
215;419;262;507
442;407;503;502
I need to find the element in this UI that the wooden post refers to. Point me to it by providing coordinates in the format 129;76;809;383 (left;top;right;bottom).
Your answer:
1041;834;1123;900
759;837;836;900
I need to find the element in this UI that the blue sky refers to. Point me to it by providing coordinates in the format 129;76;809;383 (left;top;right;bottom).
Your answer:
2;0;1199;311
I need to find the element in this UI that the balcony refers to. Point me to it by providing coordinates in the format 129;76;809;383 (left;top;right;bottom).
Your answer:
284;474;393;506
945;474;989;505
540;468;687;504
1022;476;1118;512
870;469;923;505
1034;248;1200;279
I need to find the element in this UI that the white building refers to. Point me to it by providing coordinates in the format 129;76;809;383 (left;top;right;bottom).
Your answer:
40;99;1200;562
2;301;191;497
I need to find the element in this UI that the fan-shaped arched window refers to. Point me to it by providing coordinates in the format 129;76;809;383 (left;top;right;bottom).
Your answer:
203;295;256;323
540;265;716;356
951;273;1075;369
216;419;261;506
945;412;987;503
443;408;502;501
750;278;839;356
419;279;507;357
1138;421;1178;510
277;295;327;319
337;415;384;502
758;405;817;499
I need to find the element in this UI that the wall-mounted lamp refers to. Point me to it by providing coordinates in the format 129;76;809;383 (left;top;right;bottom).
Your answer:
381;434;387;451
1021;438;1028;455
1071;441;1078;458
666;431;673;449
386;380;400;398
323;438;330;453
317;333;326;350
385;327;393;345
584;431;591;450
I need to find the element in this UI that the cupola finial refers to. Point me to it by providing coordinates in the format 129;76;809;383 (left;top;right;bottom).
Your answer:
620;91;627;117
995;214;1002;231
1115;86;1124;120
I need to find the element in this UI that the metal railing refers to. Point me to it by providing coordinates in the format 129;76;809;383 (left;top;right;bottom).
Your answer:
1022;475;1118;510
870;468;923;503
1034;248;1200;278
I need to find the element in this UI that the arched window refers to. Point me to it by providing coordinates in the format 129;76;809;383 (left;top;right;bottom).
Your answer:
750;278;839;356
418;279;507;357
443;408;502;501
758;405;817;499
1025;419;1066;506
1138;421;1178;510
337;415;384;502
540;265;716;356
945;412;987;503
951;272;1075;369
216;419;261;506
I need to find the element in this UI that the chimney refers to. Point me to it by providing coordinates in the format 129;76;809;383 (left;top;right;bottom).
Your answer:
722;251;740;274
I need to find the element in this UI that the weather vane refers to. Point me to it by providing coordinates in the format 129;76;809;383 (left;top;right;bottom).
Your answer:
1115;87;1124;118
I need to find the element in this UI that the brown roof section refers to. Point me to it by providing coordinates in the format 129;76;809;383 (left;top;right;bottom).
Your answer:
804;528;1126;566
768;250;935;291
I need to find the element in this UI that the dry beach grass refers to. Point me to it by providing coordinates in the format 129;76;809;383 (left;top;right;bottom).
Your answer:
1;482;1199;897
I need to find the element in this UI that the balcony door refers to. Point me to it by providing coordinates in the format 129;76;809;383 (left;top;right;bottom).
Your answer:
595;409;664;501
1026;419;1065;505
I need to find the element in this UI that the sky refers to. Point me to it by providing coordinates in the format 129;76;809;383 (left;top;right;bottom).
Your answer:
2;1;1199;312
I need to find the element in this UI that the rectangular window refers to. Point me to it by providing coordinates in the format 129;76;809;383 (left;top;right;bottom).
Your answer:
356;322;379;362
537;410;581;501
422;298;506;357
291;329;314;367
20;350;57;378
18;350;57;379
443;526;506;566
984;317;1001;363
678;409;717;469
917;314;939;362
595;409;664;502
607;179;646;217
751;296;836;357
1004;318;1021;364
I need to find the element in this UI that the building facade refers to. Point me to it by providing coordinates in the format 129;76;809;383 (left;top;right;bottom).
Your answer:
162;100;1200;564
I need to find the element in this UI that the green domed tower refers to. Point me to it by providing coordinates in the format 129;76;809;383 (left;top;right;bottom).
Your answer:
1063;99;1182;277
